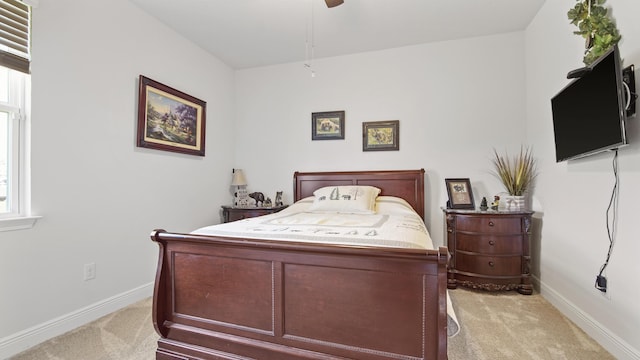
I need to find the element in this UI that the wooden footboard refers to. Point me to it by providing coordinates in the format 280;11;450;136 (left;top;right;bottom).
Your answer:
151;230;449;360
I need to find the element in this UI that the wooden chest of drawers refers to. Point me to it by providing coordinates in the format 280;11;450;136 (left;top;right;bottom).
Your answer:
444;208;533;295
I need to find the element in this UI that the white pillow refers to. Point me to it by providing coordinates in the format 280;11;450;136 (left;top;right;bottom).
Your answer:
308;185;381;214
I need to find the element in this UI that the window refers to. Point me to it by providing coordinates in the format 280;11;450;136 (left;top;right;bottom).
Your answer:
0;0;36;230
0;66;26;216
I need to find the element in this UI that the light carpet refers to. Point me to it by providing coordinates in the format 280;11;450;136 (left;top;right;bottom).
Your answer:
10;289;613;359
447;288;614;360
10;297;157;360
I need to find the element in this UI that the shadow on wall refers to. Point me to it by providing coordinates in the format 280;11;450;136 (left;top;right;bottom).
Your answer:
530;213;544;291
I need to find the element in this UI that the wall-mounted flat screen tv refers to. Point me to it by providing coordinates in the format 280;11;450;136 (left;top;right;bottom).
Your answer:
551;45;629;162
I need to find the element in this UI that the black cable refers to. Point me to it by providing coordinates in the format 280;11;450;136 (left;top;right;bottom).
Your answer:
595;150;618;292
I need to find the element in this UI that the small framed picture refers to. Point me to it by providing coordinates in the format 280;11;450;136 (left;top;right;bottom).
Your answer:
312;111;345;140
362;120;399;151
445;178;475;209
137;75;206;156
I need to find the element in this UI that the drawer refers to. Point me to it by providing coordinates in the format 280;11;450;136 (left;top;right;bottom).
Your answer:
224;206;288;223
455;252;522;276
226;209;268;222
456;233;523;254
454;215;522;234
227;212;250;222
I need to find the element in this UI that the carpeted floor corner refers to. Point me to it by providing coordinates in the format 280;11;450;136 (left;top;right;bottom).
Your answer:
10;297;158;360
447;288;614;360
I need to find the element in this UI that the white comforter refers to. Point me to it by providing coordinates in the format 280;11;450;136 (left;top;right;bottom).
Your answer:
192;195;460;337
193;196;433;249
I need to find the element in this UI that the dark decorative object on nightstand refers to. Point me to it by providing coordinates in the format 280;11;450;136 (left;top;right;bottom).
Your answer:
274;191;283;207
248;192;265;207
480;197;488;211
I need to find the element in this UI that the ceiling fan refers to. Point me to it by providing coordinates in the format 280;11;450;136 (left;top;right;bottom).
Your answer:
325;0;344;8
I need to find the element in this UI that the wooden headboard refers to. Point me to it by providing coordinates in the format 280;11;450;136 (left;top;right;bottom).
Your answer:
293;169;425;219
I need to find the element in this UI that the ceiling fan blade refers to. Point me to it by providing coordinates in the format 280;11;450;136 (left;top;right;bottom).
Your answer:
325;0;344;8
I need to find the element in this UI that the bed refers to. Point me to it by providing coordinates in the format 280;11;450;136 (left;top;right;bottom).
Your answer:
151;169;452;360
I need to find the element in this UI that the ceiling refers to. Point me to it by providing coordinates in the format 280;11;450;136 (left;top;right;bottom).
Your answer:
129;0;546;70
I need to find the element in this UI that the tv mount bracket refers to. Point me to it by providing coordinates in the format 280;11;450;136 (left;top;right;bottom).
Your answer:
568;65;638;117
622;65;637;117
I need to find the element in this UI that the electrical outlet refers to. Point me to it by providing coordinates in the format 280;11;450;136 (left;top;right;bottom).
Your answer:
84;263;96;281
596;274;611;300
596;275;607;292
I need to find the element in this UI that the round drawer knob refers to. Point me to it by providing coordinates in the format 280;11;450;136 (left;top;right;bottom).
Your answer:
488;261;495;267
447;228;453;233
489;240;495;246
488;221;495;227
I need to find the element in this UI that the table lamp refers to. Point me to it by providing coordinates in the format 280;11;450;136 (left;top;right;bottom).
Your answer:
231;169;249;207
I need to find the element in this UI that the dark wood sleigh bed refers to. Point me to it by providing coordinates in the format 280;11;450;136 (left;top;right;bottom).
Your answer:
151;169;449;360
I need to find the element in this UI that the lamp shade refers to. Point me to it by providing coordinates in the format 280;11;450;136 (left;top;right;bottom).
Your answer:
231;169;247;186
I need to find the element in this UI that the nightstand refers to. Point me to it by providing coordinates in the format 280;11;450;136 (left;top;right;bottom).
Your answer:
443;208;534;295
221;205;288;223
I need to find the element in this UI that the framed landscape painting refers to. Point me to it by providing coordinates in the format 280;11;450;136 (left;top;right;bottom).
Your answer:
137;75;206;156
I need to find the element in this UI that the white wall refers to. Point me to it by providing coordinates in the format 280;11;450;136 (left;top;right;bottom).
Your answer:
0;0;235;356
526;1;640;359
4;0;638;359
235;32;529;246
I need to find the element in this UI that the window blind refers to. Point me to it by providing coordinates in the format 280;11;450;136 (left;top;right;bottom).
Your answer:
0;0;29;74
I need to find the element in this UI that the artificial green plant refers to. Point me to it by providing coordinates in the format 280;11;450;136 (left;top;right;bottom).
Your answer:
491;147;537;197
568;0;621;65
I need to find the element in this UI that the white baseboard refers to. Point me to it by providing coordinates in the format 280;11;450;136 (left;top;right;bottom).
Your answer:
534;276;640;360
0;282;154;359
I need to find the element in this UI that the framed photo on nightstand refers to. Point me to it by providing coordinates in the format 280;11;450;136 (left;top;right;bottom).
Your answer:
445;178;475;209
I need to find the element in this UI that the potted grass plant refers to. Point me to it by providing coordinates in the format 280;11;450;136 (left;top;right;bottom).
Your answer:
491;147;537;211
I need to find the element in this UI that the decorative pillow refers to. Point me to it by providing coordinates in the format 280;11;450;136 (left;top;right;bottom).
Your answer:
308;185;381;214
